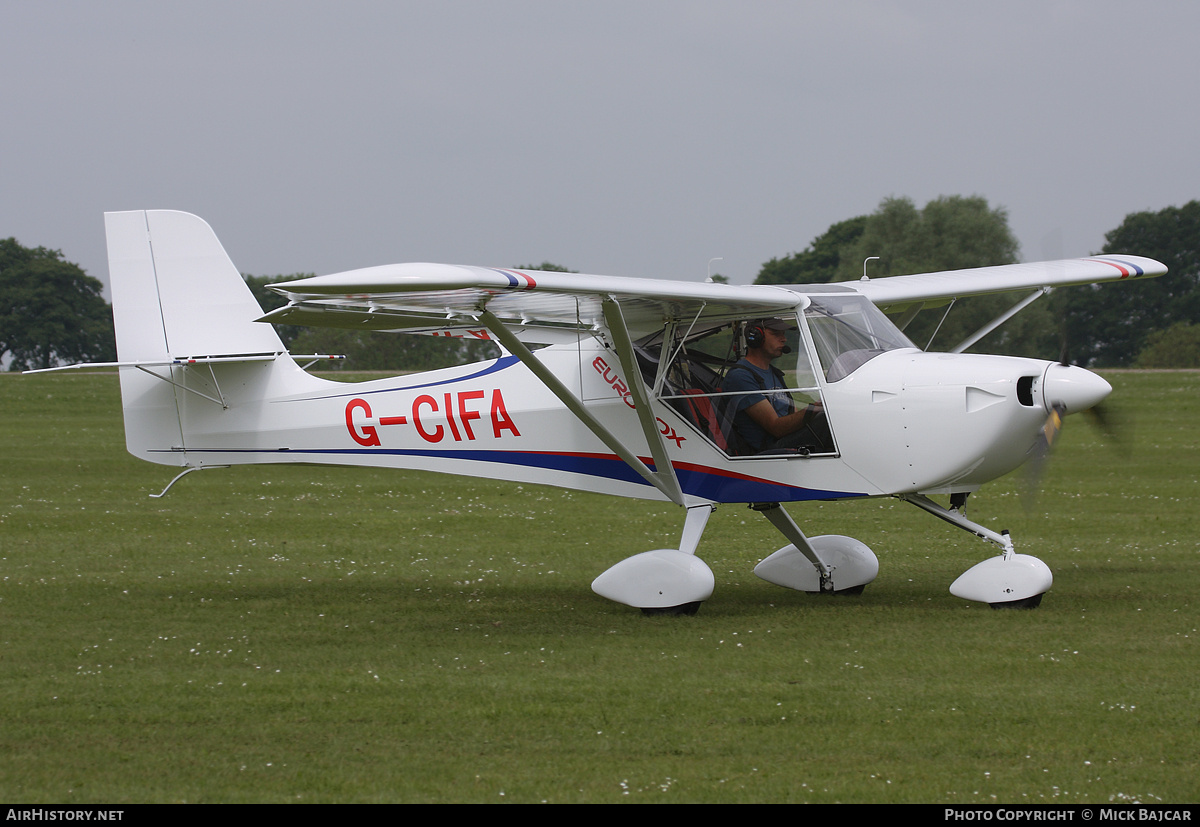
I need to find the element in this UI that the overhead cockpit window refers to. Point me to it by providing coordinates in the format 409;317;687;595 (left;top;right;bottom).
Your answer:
804;295;915;382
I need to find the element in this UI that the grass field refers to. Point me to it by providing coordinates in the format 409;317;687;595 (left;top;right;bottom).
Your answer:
1;370;1197;803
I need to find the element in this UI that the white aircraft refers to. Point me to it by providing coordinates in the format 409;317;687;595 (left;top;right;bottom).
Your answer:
35;210;1168;613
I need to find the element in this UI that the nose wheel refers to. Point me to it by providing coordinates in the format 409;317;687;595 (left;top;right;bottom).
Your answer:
949;551;1053;608
904;494;1052;607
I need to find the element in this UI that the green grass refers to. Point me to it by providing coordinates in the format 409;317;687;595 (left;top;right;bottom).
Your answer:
1;371;1197;803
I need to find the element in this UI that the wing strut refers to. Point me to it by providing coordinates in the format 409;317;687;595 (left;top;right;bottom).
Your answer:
477;309;686;506
950;288;1050;354
600;298;685;504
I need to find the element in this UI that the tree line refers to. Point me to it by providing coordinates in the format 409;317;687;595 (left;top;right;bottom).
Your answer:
3;200;1198;371
0;239;115;371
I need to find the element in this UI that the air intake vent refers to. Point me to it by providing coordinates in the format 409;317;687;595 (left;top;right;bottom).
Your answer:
1017;375;1036;407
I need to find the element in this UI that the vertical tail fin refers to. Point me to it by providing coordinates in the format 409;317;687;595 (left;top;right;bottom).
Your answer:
105;210;294;465
106;210;284;360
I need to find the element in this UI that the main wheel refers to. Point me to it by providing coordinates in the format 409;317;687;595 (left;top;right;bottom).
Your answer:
989;594;1043;609
641;601;702;617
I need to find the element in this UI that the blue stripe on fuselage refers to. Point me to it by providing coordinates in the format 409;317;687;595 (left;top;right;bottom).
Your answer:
169;445;862;503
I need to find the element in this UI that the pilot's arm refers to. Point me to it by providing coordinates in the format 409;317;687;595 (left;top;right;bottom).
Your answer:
742;398;821;439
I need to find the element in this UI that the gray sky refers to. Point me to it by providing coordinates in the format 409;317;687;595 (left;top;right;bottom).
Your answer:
3;1;1198;291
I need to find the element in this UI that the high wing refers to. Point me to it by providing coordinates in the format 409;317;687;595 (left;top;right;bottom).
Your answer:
843;254;1168;352
263;263;804;343
265;254;1168;338
845;255;1166;310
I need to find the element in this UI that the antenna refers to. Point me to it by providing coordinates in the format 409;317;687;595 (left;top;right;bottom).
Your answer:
862;256;880;281
707;257;723;282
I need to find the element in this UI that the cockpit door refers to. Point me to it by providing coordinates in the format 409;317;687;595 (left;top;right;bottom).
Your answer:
643;313;837;458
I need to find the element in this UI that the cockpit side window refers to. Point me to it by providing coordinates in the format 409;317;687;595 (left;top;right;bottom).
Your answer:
637;315;836;458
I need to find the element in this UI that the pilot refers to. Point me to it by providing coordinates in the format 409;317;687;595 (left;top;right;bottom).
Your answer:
724;318;824;454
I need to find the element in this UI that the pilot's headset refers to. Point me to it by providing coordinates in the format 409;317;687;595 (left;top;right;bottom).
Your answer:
744;320;767;349
744;319;792;354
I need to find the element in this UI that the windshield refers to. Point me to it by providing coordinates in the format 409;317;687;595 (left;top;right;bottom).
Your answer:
804;295;914;382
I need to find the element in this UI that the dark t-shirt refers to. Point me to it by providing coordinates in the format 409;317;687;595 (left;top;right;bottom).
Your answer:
723;359;792;452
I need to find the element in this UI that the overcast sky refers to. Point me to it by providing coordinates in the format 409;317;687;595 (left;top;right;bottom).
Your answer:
3;1;1198;291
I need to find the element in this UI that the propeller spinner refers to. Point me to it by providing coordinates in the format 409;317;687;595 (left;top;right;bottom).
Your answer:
1023;363;1113;508
1040;362;1112;415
